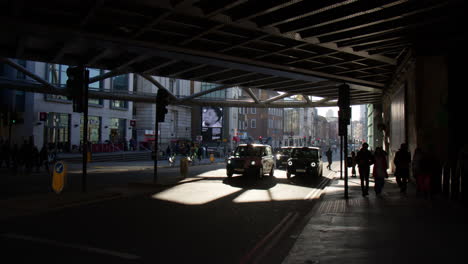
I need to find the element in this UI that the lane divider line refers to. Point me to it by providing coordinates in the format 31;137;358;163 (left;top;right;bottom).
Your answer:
239;212;293;264
252;212;300;264
2;233;141;260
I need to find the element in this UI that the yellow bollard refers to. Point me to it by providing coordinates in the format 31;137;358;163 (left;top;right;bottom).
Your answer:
180;157;188;178
52;161;67;194
210;153;215;163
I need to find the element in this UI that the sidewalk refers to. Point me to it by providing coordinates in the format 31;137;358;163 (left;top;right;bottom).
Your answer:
282;172;468;264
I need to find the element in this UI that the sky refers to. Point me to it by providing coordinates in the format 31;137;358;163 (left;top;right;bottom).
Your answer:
316;105;362;121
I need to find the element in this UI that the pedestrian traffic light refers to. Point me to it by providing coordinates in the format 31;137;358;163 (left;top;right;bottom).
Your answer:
66;66;89;113
10;112;17;125
156;88;170;122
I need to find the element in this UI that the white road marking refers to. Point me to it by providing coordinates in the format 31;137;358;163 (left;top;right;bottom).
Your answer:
2;233;140;260
303;170;334;200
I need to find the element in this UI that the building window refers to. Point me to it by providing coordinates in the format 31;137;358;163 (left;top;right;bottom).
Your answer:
251;119;256;128
80;116;101;143
44;113;70;152
251;108;256;114
88;68;103;106
109;118;126;143
169;78;176;94
45;64;71;101
201;82;225;99
110;75;129;109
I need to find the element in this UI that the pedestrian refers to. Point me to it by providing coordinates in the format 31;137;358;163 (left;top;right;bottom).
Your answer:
351;151;357;178
373;147;388;196
0;139;10;168
166;145;171;157
356;142;374;196
326;147;333;170
394;143;411;193
412;147;424;193
197;145;202;162
32;145;40;173
11;143;18;171
40;145;48;172
418;150;432;199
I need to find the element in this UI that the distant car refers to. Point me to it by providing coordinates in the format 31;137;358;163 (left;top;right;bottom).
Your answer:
226;144;275;179
275;147;293;168
286;147;323;179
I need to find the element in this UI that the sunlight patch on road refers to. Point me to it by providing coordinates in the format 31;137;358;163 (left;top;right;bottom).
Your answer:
233;184;317;203
195;168;226;178
151;181;241;205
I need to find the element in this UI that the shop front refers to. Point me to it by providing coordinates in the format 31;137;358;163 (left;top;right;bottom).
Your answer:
44;112;70;152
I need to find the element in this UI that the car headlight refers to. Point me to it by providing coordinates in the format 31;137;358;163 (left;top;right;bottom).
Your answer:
227;159;231;164
310;162;316;167
288;161;293;166
250;161;256;166
276;154;281;159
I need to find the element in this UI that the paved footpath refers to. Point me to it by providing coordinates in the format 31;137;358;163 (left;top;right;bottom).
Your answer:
282;173;468;264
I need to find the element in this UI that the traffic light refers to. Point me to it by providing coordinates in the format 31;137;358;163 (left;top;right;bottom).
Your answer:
156;88;170;122
9;112;23;125
338;84;350;109
66;66;89;113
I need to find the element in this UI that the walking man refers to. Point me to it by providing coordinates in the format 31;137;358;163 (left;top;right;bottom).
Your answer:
394;143;411;193
356;143;374;196
326;148;333;170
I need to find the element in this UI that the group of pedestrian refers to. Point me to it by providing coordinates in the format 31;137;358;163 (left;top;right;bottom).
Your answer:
351;141;439;199
354;142;410;197
0;138;56;174
166;142;209;165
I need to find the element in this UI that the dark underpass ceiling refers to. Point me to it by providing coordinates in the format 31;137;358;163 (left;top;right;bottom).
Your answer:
0;0;463;105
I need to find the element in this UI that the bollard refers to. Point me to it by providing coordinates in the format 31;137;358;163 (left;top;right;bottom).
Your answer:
180;157;188;178
210;153;215;163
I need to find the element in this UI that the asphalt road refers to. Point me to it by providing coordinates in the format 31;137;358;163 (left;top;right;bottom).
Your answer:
1;162;337;264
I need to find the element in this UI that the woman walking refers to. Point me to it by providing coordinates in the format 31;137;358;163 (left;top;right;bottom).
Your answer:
373;147;388;196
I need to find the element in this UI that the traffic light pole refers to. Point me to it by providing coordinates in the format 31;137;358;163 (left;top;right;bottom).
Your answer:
154;102;158;183
344;132;349;199
82;69;89;193
338;84;350;199
340;136;343;179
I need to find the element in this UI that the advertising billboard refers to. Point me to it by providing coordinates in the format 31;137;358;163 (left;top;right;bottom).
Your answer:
202;107;223;128
201;107;223;141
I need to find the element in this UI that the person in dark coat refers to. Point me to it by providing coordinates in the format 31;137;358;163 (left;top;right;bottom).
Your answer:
373;147;388;196
31;145;40;172
394;143;411;193
326;148;333;170
40;145;49;172
356;142;374;196
0;139;10;168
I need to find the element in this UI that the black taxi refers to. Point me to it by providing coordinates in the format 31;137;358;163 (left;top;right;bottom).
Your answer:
286;147;323;179
226;144;275;179
275;146;293;168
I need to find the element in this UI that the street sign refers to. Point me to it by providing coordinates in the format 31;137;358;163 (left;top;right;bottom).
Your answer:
52;161;67;194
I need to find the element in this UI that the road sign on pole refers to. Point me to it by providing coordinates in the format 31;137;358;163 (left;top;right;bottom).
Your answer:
52;161;67;194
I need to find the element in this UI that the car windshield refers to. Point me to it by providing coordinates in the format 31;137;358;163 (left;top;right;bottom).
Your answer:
234;146;264;157
279;148;292;155
291;148;319;159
